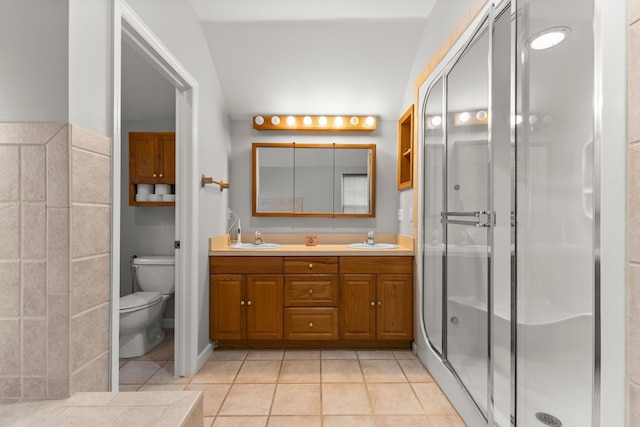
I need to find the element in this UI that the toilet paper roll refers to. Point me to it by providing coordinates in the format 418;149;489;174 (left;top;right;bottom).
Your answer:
135;194;150;202
155;184;170;195
137;184;154;195
163;194;176;202
149;194;161;202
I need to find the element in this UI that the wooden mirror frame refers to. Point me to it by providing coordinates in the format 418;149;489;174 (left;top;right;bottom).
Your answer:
252;142;376;218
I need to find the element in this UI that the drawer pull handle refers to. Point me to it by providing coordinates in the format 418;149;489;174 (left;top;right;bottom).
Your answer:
370;301;375;306
247;300;252;306
309;322;314;328
309;289;313;294
240;300;245;306
153;173;157;177
159;173;163;178
308;263;314;269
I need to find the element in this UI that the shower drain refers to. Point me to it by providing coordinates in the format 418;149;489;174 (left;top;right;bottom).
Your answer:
535;412;563;427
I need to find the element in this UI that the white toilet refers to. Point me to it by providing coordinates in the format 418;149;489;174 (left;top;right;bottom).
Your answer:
119;255;175;358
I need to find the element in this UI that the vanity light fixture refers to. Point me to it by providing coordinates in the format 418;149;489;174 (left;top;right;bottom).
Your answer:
529;26;571;50
253;115;377;131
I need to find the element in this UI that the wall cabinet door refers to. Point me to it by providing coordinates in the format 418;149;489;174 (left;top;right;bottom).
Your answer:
246;275;283;340
210;274;246;340
376;274;413;340
159;134;175;183
129;132;175;184
339;274;376;340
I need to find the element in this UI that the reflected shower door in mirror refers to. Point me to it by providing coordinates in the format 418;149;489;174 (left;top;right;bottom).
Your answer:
252;142;376;217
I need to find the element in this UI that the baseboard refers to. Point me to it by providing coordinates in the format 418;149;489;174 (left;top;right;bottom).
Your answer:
162;318;175;329
197;342;213;371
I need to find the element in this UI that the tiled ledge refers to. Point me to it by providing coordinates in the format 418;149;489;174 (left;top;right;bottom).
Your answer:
0;391;203;427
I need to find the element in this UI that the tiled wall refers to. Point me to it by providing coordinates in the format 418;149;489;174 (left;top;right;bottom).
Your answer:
630;1;640;424
0;123;111;401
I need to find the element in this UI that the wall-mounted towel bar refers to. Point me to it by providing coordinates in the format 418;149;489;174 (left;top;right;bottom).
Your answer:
201;174;230;191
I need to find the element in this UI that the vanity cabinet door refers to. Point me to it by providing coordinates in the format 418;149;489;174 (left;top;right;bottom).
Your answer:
210;274;246;340
246;275;283;340
376;274;413;340
339;274;376;340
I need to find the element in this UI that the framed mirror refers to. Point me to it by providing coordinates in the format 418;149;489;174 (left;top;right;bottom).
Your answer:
252;142;376;217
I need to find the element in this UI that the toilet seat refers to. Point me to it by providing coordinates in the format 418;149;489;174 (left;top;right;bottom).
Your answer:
120;291;162;313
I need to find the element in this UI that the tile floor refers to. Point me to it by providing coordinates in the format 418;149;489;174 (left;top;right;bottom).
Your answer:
120;330;466;426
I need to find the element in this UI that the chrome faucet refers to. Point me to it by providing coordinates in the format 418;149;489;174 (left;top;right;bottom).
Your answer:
254;230;264;245
365;230;376;245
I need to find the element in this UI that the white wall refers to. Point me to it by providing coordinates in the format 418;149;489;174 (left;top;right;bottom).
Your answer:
126;0;232;354
0;0;69;122
397;0;479;237
229;120;399;234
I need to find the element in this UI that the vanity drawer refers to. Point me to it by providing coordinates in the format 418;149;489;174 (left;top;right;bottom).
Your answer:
339;256;412;274
210;256;283;274
284;275;338;307
284;257;338;274
284;308;339;340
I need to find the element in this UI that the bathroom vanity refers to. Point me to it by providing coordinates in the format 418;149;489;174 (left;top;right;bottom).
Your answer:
208;238;414;349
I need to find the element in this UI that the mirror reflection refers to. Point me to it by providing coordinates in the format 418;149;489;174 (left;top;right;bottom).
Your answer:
253;143;376;217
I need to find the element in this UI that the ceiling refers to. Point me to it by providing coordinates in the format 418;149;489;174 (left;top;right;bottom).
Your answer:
121;0;436;122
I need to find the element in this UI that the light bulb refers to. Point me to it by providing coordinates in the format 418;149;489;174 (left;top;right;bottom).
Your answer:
476;111;487;121
303;116;312;126
458;112;470;123
334;117;344;126
319;116;327;126
350;116;359;126
271;116;280;125
255;116;264;125
365;116;375;127
529;27;571;50
287;116;296;126
431;116;442;126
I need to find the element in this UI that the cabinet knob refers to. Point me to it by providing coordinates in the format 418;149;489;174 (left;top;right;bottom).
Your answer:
309;322;314;328
159;173;163;178
370;301;375;306
153;173;157;177
240;300;245;306
308;263;313;269
377;301;381;306
309;289;313;294
247;300;252;306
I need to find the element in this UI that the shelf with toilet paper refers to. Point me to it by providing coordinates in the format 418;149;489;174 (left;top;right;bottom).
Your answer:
132;183;176;206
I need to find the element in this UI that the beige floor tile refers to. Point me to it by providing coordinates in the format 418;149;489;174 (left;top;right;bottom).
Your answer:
278;360;320;383
146;361;191;384
235;361;282;384
283;350;320;360
356;350;396;360
203;416;214;427
218;384;276;416
267;415;322;426
426;414;466;427
270;384;321;416
321;359;363;383
399;359;434;383
411;383;458;416
119;360;163;384
118;384;141;392
360;359;407;383
209;350;248;361
375;415;431;426
321;383;372;415
366;383;423;415
393;350;418;360
320;350;358;360
186;384;231;417
213;416;268;426
191;361;243;384
138;384;187;391
119;360;128;368
246;350;284;361
322;415;376;427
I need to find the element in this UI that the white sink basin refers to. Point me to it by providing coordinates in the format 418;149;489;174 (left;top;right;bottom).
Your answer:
229;243;281;250
347;243;399;249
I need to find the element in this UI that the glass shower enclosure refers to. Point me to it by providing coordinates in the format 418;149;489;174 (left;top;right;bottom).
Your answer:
417;1;596;426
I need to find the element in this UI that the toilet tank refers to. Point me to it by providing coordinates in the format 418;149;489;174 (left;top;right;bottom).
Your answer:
133;256;175;294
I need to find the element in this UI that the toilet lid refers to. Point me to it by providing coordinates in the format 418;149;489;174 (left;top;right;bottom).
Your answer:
120;292;162;313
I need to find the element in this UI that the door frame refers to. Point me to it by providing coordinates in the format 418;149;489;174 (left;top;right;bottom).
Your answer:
110;0;200;388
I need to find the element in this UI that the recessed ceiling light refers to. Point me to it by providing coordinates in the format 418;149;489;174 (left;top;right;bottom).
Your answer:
529;26;571;50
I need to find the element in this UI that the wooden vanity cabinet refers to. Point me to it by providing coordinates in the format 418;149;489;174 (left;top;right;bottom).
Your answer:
340;257;413;341
209;257;283;341
284;257;339;340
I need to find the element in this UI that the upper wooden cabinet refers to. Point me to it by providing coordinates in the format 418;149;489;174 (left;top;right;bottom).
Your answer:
129;132;175;206
398;105;414;190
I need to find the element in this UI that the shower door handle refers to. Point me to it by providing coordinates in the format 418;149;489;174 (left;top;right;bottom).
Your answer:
441;211;494;228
